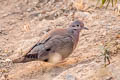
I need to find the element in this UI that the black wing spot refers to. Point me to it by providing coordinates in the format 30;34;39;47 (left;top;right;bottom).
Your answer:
46;48;51;51
44;59;48;62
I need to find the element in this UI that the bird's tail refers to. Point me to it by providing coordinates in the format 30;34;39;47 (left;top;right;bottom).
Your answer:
12;56;26;63
12;54;38;63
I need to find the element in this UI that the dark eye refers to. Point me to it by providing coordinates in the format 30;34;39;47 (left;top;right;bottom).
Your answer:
77;25;79;27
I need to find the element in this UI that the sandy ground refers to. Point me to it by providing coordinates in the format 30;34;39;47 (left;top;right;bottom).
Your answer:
0;0;120;80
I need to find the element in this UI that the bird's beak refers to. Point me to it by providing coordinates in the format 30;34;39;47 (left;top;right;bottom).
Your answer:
83;27;89;30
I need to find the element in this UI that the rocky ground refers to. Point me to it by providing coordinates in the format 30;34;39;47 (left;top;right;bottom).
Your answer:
0;0;120;80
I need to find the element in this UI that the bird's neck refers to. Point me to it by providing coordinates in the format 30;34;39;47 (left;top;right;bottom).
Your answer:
67;28;80;49
73;30;80;47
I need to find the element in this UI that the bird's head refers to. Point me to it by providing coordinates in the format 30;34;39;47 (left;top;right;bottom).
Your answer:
69;20;88;31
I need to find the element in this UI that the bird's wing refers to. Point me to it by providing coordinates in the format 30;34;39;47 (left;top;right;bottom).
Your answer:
25;36;52;55
13;28;74;63
22;34;74;62
24;28;67;55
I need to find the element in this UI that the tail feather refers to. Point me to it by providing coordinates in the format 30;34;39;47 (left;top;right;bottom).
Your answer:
12;56;26;63
12;54;38;63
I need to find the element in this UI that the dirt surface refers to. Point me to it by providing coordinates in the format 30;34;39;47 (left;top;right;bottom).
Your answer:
0;0;120;80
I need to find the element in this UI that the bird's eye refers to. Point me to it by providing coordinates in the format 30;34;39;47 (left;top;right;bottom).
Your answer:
77;25;79;27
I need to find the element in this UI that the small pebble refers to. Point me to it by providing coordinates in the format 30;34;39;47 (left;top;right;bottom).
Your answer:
65;74;76;80
5;59;12;62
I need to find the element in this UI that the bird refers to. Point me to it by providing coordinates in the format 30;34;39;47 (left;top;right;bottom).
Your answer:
12;20;88;63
